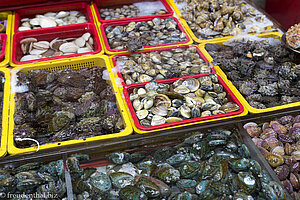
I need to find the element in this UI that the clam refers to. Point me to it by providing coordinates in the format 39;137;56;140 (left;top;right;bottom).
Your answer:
151;115;166;126
141;97;153;110
219;102;239;113
59;42;79;53
174;85;190;94
138;74;153;83
20;55;41;62
179;105;191;118
182;78;200;92
136;110;149;120
137;88;147;97
29;49;47;55
195;89;206;97
201;110;211;117
154;94;171;108
82;33;91;41
145;82;159;91
33;41;50;50
40;18;57;28
151;105;168;116
78;47;93;53
166;117;182;123
133;99;143;111
75;37;86;48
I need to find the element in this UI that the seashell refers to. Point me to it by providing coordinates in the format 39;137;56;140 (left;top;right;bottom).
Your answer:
18;27;31;31
154;94;171;108
151;105;168;117
151;115;166;126
20;55;41;62
261;137;280;151
137;88;147;97
119;186;147;200
133;99;143;110
265;152;284;168
260;128;277;139
278;134;293;143
243;122;261;137
191;106;201;118
219;102;239;113
182;78;200;92
138;74;153;83
179;105;191;118
270;121;288;135
77;47;93;54
42;49;56;57
141;97;153;110
82;33;91;41
74;37;86;48
174;85;190;94
140;119;151;127
136;176;160;198
59;42;79;53
194;89;206;97
236;172;256;194
50;38;66;50
32;41;50;50
40;17;57;28
290;173;299;190
252;137;263;147
56;11;69;18
282;180;293;194
271;146;285;156
275;165;290;180
292;151;300;160
166;117;182;123
172;99;183;108
285;143;292;155
291;162;300;173
201;110;211;117
29;49;47;55
29;18;40;26
20;37;37;44
136;110;149;120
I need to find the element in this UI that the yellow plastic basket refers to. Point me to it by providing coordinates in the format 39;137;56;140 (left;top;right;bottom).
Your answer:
0;68;10;157
8;55;132;155
0;12;13;66
167;0;277;44
198;32;300;114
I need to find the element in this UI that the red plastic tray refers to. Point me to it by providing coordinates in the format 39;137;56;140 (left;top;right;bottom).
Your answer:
0;34;7;63
93;0;173;23
111;45;216;87
123;74;244;131
100;16;191;53
14;2;94;33
12;23;101;65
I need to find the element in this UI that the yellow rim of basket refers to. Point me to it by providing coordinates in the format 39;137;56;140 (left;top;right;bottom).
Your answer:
167;0;277;44
0;11;12;66
0;67;10;157
198;32;300;114
8;55;132;155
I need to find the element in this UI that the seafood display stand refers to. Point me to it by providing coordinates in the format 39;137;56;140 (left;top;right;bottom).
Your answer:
0;0;298;199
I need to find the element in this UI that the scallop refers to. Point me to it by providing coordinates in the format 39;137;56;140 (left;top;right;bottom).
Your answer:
136;110;149;120
174;85;190;94
182;78;200;92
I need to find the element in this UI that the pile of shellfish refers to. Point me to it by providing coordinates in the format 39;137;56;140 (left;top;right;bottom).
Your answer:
105;17;186;52
19;33;94;62
0;158;67;198
18;10;88;31
100;5;167;20
286;23;300;50
129;75;240;127
176;0;275;40
13;67;124;148
244;115;300;199
116;46;213;85
206;38;300;109
70;130;286;199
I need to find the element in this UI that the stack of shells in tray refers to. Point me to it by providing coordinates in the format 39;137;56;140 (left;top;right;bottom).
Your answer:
244;115;300;199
